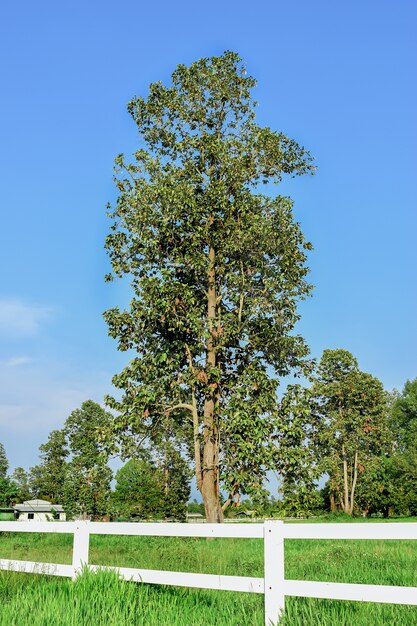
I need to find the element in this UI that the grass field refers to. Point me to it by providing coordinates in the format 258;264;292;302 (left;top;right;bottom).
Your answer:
1;517;416;625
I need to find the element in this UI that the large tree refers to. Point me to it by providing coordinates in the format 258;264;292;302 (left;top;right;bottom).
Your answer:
313;349;390;515
104;51;314;522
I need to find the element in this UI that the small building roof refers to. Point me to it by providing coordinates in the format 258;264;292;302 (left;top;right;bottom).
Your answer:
14;499;65;513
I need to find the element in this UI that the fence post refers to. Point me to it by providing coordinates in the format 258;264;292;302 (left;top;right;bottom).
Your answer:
72;521;90;579
264;520;285;626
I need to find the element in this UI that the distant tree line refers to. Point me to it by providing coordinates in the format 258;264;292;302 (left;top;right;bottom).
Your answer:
215;353;416;520
1;356;416;520
278;351;417;518
0;400;190;521
221;352;417;519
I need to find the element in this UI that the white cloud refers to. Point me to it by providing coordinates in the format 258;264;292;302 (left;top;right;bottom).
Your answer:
0;361;114;471
0;298;55;338
0;368;107;435
4;356;33;367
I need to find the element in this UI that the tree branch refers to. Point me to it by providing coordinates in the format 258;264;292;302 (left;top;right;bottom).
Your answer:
350;450;359;515
165;403;195;415
184;344;203;492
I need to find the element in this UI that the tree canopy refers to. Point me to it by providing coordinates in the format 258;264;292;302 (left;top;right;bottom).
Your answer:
63;400;113;519
112;447;190;521
104;51;315;521
390;378;417;515
28;401;113;519
312;349;390;515
0;442;8;478
29;429;69;503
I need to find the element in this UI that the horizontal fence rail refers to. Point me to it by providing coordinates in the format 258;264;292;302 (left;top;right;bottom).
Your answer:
1;520;416;625
89;521;264;538
283;522;417;540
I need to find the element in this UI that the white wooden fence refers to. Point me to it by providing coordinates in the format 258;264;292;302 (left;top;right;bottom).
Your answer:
1;520;417;625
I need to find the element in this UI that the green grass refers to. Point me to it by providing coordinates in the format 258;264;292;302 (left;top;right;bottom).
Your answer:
0;568;263;626
1;518;417;625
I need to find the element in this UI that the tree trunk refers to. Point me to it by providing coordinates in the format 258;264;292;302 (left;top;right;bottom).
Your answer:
342;444;349;514
200;244;223;523
164;440;169;496
349;451;358;515
329;478;337;512
383;506;392;519
201;433;223;522
191;391;203;494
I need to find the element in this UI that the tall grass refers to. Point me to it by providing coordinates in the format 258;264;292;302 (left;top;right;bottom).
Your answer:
0;569;264;626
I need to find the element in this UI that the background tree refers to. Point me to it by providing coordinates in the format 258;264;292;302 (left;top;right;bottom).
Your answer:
154;442;191;520
0;442;8;478
104;51;315;522
112;459;163;520
0;477;19;507
63;400;113;519
313;349;390;515
275;385;322;517
0;444;19;506
353;456;398;517
390;378;417;515
10;467;31;502
187;499;205;516
111;452;190;521
29;429;68;502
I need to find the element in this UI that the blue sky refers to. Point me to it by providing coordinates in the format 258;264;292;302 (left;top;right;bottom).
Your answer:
0;1;416;477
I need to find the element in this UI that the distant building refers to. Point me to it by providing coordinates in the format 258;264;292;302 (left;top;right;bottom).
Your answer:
14;499;66;522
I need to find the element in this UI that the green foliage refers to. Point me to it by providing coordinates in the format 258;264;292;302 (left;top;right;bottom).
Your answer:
389;378;417;515
112;459;165;520
10;467;31;502
275;385;322;517
0;443;8;478
112;446;190;521
28;401;113;519
279;484;323;518
63;400;113;519
104;51;314;520
156;444;191;520
29;429;68;503
0;443;9;478
353;456;398;517
187;499;205;515
0;476;19;507
0;444;19;507
313;349;391;515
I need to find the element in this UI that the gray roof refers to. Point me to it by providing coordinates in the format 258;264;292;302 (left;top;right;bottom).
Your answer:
14;499;65;513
